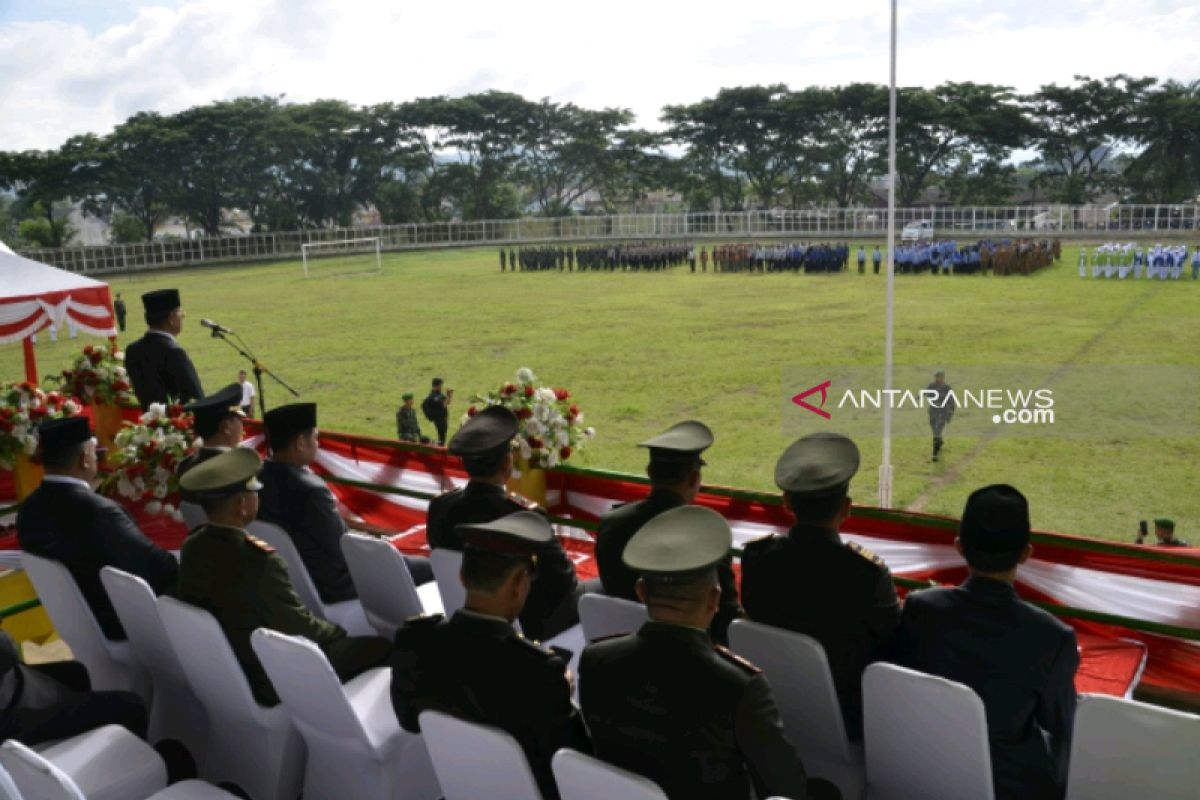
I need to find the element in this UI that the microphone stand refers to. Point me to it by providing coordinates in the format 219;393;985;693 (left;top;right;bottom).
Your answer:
209;328;298;416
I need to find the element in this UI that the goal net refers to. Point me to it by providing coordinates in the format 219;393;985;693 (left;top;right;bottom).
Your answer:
300;237;383;278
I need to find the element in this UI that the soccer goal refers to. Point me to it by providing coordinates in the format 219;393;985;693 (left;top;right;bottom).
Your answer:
300;236;383;278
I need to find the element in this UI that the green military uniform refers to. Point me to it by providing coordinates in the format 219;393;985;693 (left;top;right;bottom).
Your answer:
396;393;423;442
178;449;390;706
1153;518;1191;548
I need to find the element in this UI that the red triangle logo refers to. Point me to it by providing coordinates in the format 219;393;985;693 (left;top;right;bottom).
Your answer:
791;380;832;419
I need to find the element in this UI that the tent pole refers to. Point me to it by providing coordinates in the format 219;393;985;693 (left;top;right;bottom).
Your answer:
22;336;38;384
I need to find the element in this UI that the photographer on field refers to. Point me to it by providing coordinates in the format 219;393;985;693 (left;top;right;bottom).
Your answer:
423;377;453;446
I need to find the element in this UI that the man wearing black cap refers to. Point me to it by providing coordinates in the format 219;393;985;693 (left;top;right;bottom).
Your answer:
391;511;590;800
17;418;179;641
740;432;900;740
426;405;582;640
580;506;840;800
594;421;741;643
177;383;245;477
178;448;391;706
124;288;203;410
894;484;1078;800
257;403;433;604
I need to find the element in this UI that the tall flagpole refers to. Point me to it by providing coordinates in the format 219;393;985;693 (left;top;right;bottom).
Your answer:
879;0;898;508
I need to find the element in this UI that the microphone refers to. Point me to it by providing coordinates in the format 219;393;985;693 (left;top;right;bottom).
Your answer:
200;318;234;335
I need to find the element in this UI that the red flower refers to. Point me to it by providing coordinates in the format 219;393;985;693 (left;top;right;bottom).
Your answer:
527;436;544;450
0;420;12;433
172;417;190;431
467;406;478;417
88;352;103;366
554;388;569;401
160;454;174;469
523;385;534;398
167;404;185;418
83;345;94;355
559;446;572;460
502;383;517;395
113;381;129;392
516;407;533;420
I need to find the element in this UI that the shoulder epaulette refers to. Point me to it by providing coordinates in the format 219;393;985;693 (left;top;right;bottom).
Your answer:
511;633;553;656
403;613;445;627
714;645;761;674
245;534;275;554
847;539;885;566
744;533;776;549
589;631;633;644
507;491;541;511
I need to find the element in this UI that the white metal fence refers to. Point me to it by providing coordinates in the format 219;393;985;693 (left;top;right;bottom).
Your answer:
18;204;1200;276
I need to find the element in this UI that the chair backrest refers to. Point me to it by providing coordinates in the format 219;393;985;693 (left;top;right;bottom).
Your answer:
0;741;84;800
179;501;207;532
249;628;368;744
0;761;23;800
158;596;261;717
19;552;118;680
100;566;187;684
727;619;853;763
578;594;647;643
246;520;325;616
340;533;424;636
1065;694;1200;800
419;710;543;800
862;662;994;800
430;549;466;617
551;749;666;800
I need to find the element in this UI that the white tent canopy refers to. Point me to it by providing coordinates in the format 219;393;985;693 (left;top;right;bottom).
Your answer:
0;241;116;345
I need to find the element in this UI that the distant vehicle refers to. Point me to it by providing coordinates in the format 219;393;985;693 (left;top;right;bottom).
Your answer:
901;220;934;241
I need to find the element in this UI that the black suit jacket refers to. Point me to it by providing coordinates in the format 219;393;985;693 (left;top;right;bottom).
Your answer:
256;460;356;604
740;523;901;739
894;576;1079;800
17;479;179;639
391;611;589;800
595;488;741;643
124;330;203;409
426;481;579;640
580;622;816;800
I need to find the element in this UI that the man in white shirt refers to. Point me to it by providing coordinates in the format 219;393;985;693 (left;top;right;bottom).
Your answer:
238;369;256;417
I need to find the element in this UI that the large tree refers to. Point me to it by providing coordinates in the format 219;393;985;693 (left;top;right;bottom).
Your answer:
1123;79;1200;203
90;112;183;240
661;92;745;212
1024;74;1153;204
800;84;888;207
0;134;103;247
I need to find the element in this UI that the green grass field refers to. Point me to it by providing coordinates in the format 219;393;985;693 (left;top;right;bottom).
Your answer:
5;242;1199;542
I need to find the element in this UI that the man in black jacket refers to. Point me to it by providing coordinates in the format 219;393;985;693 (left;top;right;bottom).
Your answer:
124;288;203;409
17;417;179;641
894;484;1079;800
391;511;589;800
425;405;585;640
177;383;246;477
594;420;741;643
257;402;432;604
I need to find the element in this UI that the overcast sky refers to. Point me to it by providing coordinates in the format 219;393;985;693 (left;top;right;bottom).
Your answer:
2;0;1198;151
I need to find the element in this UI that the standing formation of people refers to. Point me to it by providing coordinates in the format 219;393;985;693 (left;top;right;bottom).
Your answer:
1080;243;1195;280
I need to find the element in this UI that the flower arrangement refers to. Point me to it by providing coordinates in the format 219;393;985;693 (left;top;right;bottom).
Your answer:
463;367;595;470
101;403;198;519
55;344;135;406
0;383;83;469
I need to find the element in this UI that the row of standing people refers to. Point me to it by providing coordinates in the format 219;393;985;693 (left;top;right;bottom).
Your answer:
1079;244;1198;279
500;243;691;272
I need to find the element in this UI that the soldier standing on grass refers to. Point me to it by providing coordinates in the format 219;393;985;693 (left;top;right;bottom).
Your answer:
927;369;955;463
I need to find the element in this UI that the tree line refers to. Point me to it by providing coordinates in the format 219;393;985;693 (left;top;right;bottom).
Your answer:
1;75;1198;248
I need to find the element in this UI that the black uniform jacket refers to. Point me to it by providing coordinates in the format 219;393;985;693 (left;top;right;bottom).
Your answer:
124;330;203;409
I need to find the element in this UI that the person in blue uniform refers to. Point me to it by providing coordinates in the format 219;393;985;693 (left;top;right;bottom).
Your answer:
740;432;899;739
580;505;841;800
893;484;1078;800
17;417;179;641
390;511;591;800
594;420;740;643
124;289;203;409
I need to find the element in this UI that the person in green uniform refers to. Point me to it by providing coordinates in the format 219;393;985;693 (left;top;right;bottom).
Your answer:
177;448;391;706
1136;518;1192;548
396;392;426;443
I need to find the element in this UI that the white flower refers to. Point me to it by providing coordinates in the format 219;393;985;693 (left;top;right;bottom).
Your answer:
153;483;168;499
547;450;560;468
460;413;471;426
535;387;556;404
144;500;163;515
516;367;536;385
575;412;585;425
143;404;166;423
518;438;532;461
118;476;136;498
556;429;570;447
154;467;171;485
525;419;545;437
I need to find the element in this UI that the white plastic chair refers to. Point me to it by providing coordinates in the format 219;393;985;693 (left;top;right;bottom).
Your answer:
577;594;647;642
19;552;147;697
419;710;544;800
250;628;440;800
0;725;166;800
246;520;374;636
159;597;305;800
728;620;865;800
100;566;209;766
862;662;994;800
179;501;207;532
340;533;443;637
0;761;20;800
551;749;667;800
1065;693;1200;800
430;549;466;617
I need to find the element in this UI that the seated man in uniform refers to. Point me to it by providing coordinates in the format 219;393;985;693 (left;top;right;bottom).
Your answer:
0;630;147;746
178;448;391;706
580;505;840;800
894;484;1078;800
178;383;246;477
391;511;590;800
257;402;433;604
426;405;585;640
740;432;900;739
594;421;740;643
18;417;179;641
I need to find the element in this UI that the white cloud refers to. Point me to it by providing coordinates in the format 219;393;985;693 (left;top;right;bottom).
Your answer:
1;0;1198;151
